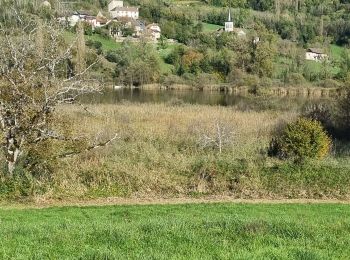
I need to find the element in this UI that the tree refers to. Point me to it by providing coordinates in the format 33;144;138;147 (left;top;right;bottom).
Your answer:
0;19;114;175
111;41;161;86
76;21;86;74
250;25;277;77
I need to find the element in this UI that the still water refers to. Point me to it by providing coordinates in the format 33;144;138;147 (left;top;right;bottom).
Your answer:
81;88;333;111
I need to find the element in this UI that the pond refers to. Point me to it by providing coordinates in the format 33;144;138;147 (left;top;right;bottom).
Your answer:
81;88;334;111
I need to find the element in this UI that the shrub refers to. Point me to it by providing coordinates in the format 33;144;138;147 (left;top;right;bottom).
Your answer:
317;79;343;88
86;40;103;54
270;118;331;160
286;73;306;85
161;74;184;87
94;27;110;39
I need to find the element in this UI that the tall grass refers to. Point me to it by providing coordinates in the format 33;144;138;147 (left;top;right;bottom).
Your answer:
1;103;350;200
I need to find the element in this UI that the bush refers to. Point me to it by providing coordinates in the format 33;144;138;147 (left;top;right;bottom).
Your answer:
269;118;331;160
317;79;343;88
161;74;184;87
94;27;110;39
286;73;306;85
86;40;103;54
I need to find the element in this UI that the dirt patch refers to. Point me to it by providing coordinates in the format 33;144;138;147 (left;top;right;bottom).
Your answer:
1;196;350;210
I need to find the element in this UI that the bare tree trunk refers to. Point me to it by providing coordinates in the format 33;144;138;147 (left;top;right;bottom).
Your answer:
76;21;86;74
216;123;223;154
5;136;22;175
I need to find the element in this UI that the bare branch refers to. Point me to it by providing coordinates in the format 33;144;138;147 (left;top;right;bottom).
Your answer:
58;133;119;158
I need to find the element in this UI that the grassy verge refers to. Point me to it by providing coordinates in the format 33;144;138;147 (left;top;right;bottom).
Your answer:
1;203;350;259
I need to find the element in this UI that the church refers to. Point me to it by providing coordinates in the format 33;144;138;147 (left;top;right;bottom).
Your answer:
225;8;234;32
217;8;246;37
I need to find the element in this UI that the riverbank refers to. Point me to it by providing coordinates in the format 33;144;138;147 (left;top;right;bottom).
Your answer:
113;84;346;98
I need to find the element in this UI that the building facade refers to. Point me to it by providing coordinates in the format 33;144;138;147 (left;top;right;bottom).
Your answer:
109;7;139;19
305;48;328;62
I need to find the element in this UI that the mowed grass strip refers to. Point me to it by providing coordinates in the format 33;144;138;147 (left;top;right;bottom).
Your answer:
1;203;350;259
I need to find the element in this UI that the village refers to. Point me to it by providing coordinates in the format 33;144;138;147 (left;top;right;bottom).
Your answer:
40;0;328;62
54;0;162;42
54;1;253;44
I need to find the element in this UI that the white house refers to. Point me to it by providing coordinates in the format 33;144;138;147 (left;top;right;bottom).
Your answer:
109;6;139;19
305;48;328;62
146;23;161;40
109;18;145;38
84;11;108;29
108;0;123;11
58;10;109;29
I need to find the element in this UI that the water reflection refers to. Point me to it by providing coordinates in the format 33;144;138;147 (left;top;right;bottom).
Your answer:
81;88;333;111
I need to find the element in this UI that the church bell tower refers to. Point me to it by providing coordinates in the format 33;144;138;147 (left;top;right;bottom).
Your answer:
224;8;234;32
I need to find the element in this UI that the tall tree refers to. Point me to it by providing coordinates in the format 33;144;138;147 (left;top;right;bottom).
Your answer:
76;21;86;74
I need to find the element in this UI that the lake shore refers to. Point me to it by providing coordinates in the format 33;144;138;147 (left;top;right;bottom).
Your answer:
109;84;346;98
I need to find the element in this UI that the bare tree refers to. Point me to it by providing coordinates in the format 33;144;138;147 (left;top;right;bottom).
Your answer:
0;19;111;175
76;21;86;74
198;121;234;154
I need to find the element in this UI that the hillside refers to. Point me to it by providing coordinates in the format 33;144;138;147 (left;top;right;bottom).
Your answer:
49;0;350;89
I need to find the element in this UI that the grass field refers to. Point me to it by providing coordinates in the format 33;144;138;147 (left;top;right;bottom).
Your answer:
64;31;122;52
86;34;122;51
1;202;350;259
202;22;223;32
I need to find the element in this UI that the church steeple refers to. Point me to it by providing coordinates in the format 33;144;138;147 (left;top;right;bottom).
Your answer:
224;7;234;32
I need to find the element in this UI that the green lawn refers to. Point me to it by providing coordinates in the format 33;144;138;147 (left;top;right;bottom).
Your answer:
158;43;178;73
1;203;350;259
202;22;223;32
330;44;344;62
64;31;121;52
86;34;122;52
